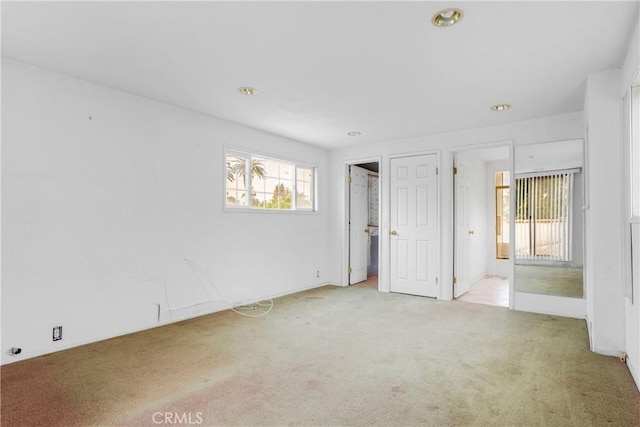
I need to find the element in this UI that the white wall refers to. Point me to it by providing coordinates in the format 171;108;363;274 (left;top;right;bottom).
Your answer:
620;17;640;390
1;59;331;364
329;112;584;301
584;69;626;356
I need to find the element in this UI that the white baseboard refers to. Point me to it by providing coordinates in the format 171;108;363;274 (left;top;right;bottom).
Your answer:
513;291;586;319
157;281;332;324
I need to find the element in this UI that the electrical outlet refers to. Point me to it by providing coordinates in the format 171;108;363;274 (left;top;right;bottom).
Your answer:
52;326;62;341
316;270;320;278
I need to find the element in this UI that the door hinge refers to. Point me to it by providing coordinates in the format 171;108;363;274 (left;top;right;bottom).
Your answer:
453;167;458;175
453;276;457;284
348;267;352;274
436;277;439;285
436;167;439;175
347;175;352;183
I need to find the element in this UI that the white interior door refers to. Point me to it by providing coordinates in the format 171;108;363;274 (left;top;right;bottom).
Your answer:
454;157;472;297
389;154;439;297
349;165;368;284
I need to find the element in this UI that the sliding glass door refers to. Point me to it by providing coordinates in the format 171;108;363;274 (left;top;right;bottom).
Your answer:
515;172;574;262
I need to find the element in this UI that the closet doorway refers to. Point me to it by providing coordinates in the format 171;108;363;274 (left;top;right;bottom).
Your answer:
453;145;512;307
348;161;379;288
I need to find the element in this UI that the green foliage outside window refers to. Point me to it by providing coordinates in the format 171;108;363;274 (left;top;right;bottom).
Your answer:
225;151;315;211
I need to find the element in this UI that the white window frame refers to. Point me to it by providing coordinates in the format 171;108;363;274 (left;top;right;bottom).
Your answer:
224;147;318;213
625;72;640;304
631;84;640;221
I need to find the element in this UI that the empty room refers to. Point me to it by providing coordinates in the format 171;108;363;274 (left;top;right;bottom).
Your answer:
2;1;640;426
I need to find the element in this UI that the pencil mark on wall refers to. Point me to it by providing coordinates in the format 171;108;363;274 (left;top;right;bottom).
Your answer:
158;259;274;321
184;258;226;302
183;258;273;317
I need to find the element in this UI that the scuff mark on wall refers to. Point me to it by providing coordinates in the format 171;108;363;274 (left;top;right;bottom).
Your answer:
158;259;273;322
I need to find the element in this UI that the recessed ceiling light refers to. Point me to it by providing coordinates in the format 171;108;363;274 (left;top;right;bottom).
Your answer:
347;131;362;137
238;87;258;96
491;103;511;112
432;8;463;27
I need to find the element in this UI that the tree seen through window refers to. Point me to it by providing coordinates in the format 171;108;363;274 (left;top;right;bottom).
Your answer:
225;151;315;211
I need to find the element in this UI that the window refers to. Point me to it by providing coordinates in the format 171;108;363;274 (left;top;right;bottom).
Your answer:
515;172;574;261
632;85;640;218
225;150;316;211
495;171;510;259
625;78;639;303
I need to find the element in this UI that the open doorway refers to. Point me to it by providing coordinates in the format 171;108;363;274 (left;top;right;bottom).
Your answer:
453;145;512;307
347;161;380;289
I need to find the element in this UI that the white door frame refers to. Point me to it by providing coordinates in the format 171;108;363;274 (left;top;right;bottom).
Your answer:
342;157;382;290
449;140;514;308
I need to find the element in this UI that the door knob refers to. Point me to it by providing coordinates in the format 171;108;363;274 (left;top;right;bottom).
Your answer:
390;230;397;236
468;230;475;235
364;229;370;234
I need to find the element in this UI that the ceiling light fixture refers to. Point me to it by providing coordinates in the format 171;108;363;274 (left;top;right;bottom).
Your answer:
347;131;362;137
238;86;258;96
432;8;463;27
491;103;511;112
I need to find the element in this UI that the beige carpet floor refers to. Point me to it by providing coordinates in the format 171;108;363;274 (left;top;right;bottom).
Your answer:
2;283;639;426
515;265;583;298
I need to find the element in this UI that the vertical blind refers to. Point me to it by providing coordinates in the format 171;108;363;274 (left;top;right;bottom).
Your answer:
515;171;576;261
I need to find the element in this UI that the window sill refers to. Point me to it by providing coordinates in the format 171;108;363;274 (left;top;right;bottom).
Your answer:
224;207;319;215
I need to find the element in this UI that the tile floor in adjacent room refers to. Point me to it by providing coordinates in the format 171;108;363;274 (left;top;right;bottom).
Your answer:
457;275;509;307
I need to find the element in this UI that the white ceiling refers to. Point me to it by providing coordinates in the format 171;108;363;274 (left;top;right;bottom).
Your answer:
2;1;638;149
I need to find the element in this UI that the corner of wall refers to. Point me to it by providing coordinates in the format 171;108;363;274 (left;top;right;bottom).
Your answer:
584;68;626;356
